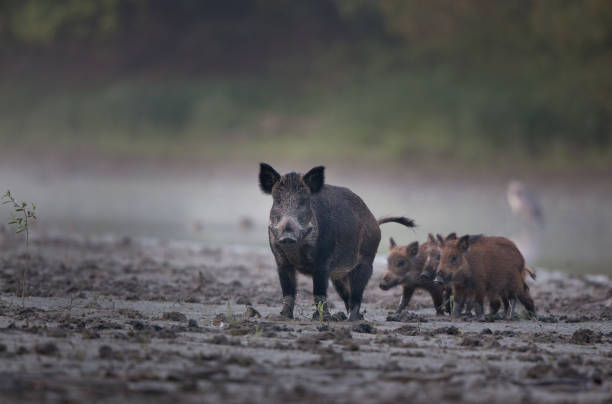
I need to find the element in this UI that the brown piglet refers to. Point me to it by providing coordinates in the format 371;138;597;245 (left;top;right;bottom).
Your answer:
379;235;450;315
434;235;536;319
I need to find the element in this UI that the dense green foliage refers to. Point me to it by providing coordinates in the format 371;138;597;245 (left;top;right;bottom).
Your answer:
1;1;610;168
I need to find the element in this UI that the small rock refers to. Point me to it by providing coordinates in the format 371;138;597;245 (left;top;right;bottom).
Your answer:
188;319;198;328
481;328;493;335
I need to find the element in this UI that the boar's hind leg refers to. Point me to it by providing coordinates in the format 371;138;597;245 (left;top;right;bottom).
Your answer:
347;262;373;321
332;278;351;313
397;286;415;313
278;266;297;319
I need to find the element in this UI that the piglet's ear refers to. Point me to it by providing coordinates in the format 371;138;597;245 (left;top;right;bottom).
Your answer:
446;232;457;241
389;237;397;248
407;241;419;257
428;233;436;244
436;234;444;246
303;166;325;194
458;235;470;252
259;163;280;194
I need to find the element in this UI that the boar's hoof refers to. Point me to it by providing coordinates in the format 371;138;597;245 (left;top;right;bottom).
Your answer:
280;296;295;319
280;306;294;319
348;311;364;322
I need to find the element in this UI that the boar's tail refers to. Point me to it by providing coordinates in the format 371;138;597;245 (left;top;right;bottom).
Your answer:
377;216;416;228
524;266;536;280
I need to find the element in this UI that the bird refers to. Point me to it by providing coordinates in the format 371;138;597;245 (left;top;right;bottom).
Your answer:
507;180;544;227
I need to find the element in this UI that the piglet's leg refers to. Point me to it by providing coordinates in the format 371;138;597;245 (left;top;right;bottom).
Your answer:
507;298;516;320
397;286;415;313
474;295;485;317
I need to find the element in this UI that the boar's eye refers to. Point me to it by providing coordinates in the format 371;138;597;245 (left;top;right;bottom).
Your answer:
450;255;458;264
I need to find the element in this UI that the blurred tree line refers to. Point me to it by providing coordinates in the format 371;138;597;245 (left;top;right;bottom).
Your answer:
0;0;611;168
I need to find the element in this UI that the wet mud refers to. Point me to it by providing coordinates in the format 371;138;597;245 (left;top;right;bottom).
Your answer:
1;234;611;403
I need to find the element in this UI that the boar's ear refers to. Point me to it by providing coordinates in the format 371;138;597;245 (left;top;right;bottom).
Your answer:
259;163;281;194
303;166;325;194
407;241;419;257
446;232;457;241
458;235;470;252
428;233;436;244
389;237;397;248
436;234;444;245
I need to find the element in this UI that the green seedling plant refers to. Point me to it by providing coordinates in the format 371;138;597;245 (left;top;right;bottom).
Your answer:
252;325;263;341
225;302;238;326
315;301;325;323
2;190;37;306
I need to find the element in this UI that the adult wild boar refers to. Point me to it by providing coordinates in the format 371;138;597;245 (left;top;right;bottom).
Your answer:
259;163;414;321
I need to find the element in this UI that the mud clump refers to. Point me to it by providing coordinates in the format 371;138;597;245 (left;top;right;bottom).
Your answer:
460;335;500;349
386;311;428;323
244;305;261;318
162;311;187;322
352;322;376;334
570;328;603;344
35;342;58;356
433;326;459;335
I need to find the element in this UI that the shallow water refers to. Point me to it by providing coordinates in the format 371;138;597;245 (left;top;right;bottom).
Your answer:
1;161;610;274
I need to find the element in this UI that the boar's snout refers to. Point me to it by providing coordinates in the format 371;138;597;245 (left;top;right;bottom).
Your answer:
379;279;391;291
272;215;310;245
433;273;450;284
379;273;398;290
278;235;297;244
419;272;432;281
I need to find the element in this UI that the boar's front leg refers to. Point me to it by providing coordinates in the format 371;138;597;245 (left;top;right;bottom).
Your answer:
397;285;415;313
312;267;331;321
278;265;297;319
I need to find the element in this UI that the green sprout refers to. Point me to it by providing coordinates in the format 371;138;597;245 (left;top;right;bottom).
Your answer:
315;301;325;323
225;302;238;326
252;325;263;340
2;190;37;306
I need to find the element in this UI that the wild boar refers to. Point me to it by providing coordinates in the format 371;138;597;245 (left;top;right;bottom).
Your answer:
434;235;536;319
379;235;449;315
259;163;415;321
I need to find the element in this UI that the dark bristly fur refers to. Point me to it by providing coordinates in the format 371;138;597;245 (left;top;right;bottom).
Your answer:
259;163;415;321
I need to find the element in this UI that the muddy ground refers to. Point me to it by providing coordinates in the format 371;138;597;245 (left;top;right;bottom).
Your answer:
1;233;611;403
